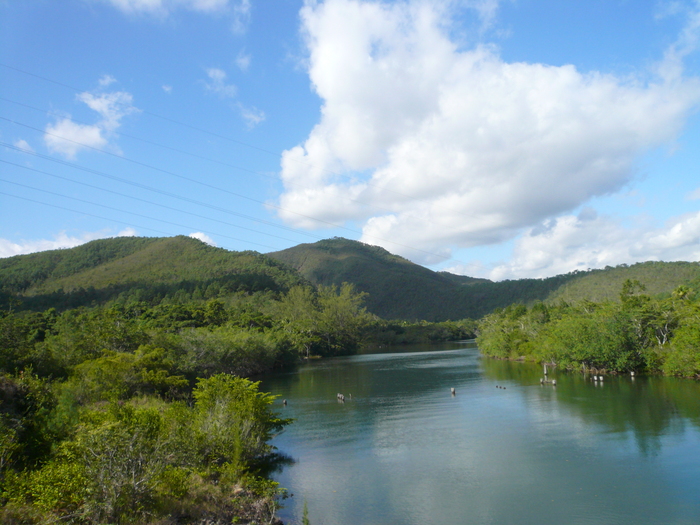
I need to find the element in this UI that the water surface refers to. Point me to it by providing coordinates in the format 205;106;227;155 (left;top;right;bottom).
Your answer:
262;342;700;525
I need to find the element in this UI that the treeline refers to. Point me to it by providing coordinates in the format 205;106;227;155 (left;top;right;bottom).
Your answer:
0;282;475;523
477;280;700;377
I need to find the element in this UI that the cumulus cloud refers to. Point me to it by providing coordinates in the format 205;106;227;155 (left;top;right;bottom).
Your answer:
189;232;217;246
0;229;137;259
276;0;700;265
44;84;138;159
445;208;700;280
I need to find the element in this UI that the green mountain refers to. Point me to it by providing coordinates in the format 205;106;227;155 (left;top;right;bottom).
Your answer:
266;238;572;320
267;238;700;320
544;261;700;303
0;235;306;310
3;235;699;320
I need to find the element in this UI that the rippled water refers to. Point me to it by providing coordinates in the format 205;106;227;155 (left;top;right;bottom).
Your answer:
261;342;700;525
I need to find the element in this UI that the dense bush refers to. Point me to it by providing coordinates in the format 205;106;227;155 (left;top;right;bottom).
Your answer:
477;282;700;377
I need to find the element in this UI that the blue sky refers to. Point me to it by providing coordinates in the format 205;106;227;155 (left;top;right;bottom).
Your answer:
2;0;700;280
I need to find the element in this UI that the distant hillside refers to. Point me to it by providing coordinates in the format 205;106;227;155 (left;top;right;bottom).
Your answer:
267;238;575;320
0;236;306;310
545;261;700;303
4;236;699;320
267;238;700;320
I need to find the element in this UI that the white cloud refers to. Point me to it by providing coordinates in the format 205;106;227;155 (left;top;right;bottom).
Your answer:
231;0;251;34
687;187;700;200
447;208;700;280
189;232;217;246
44;86;137;159
98;74;117;87
202;68;264;126
99;0;250;30
162;84;173;93
101;0;230;15
44;119;108;159
117;227;138;237
236;49;251;71
238;102;265;128
0;230;134;259
275;0;700;266
12;139;33;153
204;68;237;98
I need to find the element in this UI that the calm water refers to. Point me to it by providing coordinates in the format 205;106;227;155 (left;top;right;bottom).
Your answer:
261;342;700;525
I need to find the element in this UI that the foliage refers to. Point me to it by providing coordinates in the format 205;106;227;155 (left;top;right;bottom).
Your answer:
477;282;700;377
1;379;290;524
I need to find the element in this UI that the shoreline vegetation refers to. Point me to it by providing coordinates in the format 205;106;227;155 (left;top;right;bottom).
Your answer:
0;282;475;524
476;280;700;379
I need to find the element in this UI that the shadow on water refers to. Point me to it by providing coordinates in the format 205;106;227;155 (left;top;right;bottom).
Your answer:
252;451;296;478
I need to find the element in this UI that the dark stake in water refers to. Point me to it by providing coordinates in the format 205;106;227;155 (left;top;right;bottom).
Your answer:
261;342;700;525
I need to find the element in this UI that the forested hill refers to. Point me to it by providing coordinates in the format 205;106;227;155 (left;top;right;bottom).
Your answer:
3;235;699;320
545;261;700;303
267;238;575;320
0;235;307;310
267;238;700;320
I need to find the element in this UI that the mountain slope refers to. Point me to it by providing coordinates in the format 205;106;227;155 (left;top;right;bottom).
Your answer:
3;236;699;320
0;236;306;310
268;238;700;320
545;261;700;303
269;238;483;320
267;238;566;320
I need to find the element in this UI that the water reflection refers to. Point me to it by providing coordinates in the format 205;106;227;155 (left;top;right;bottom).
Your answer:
480;358;700;456
262;344;700;525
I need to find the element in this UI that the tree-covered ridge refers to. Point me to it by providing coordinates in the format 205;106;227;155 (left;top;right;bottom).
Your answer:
0;237;161;294
477;280;700;378
268;238;489;320
545;261;700;304
269;238;700;321
0;236;307;311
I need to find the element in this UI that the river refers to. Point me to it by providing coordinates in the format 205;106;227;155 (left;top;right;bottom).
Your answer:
261;341;700;525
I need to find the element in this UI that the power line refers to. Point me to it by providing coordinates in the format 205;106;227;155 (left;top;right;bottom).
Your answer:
0;95;402;219
0;179;279;250
0;65;425;206
1;116;360;231
0;158;315;245
0;141;322;240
